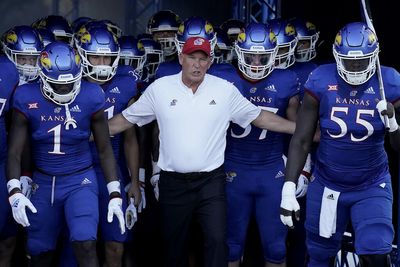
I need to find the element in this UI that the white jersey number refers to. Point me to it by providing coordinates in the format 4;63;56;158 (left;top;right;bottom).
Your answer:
48;124;65;154
231;106;279;140
0;98;6;117
327;107;374;142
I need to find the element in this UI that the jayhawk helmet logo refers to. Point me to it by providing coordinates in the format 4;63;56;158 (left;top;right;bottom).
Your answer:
269;30;277;44
306;22;316;31
178;24;184;34
205;22;214;34
40;51;52;70
368;32;377;45
75;53;81;65
285;23;296;36
137;40;145;52
334;32;342;46
5;31;18;44
80;31;91;43
237;32;246;43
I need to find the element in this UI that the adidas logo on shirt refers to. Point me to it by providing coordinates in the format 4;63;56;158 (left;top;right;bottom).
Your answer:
364;86;375;94
275;170;284;178
81;178;92;185
70;105;81;112
110;87;121;94
265;85;277;92
326;194;335;200
209;100;216;105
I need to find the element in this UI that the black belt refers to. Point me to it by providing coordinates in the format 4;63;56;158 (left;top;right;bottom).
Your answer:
161;165;224;180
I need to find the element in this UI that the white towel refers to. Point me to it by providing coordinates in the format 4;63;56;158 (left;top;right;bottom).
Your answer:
319;187;341;238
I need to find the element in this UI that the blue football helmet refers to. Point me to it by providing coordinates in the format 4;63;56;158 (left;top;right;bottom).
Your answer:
71;16;92;34
101;19;123;38
118;35;146;79
333;22;379;85
38;41;82;105
147;10;181;56
235;23;278;80
2;25;43;82
214;27;234;64
220;19;245;43
75;27;120;82
268;18;298;69
36;28;56;46
33;15;73;45
139;37;163;79
175;17;217;57
290;18;319;62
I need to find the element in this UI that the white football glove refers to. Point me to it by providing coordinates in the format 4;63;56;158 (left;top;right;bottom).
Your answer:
125;198;137;230
138;168;146;213
376;100;399;132
295;174;309;198
20;176;33;199
9;193;37;227
107;197;125;235
280;181;300;228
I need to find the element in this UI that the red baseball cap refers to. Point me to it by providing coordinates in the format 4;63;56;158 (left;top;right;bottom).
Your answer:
181;37;211;57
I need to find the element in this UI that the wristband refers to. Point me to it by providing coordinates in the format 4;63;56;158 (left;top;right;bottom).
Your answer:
7;179;21;194
107;181;121;195
301;170;311;178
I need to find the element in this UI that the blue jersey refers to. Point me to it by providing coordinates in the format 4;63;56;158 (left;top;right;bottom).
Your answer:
12;80;105;175
305;64;400;191
291;61;318;101
89;75;138;164
225;69;299;167
0;55;19;163
115;65;140;81
155;60;181;79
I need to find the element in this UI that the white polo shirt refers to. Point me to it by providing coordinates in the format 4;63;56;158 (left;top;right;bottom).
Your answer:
122;72;261;173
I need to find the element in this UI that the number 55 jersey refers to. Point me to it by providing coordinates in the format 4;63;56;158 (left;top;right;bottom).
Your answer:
305;63;400;191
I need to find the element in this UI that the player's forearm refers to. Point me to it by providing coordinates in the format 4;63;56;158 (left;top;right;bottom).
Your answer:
285;136;310;183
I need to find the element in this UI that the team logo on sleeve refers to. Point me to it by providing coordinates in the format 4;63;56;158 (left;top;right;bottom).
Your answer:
28;103;39;109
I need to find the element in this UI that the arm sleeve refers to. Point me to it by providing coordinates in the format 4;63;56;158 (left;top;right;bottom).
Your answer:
122;83;157;127
229;84;261;128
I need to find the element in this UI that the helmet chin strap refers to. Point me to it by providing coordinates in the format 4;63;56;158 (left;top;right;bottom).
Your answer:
64;104;77;130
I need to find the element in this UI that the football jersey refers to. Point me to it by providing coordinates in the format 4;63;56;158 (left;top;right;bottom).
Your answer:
305;63;400;191
225;69;299;167
115;65;140;81
0;55;19;163
291;61;318;101
12;80;105;175
89;75;138;164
